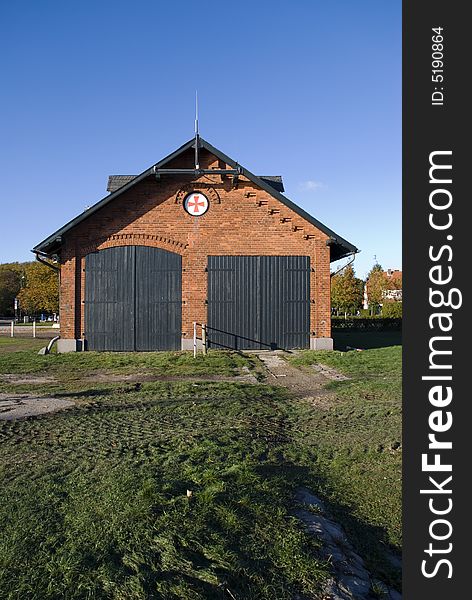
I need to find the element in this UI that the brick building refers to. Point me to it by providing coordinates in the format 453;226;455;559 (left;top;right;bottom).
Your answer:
33;137;358;352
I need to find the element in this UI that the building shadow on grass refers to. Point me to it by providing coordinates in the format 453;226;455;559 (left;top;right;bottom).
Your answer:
333;330;402;351
165;461;401;595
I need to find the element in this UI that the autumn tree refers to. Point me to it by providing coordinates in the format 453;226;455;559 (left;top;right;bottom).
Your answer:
331;264;364;316
17;262;59;315
366;263;388;314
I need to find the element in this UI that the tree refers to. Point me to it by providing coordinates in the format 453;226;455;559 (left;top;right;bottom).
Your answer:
331;265;364;316
0;265;22;316
365;263;388;314
17;262;59;315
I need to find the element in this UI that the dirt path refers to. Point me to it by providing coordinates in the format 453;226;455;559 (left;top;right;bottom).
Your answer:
250;350;337;407
255;351;326;386
0;393;75;421
81;367;259;385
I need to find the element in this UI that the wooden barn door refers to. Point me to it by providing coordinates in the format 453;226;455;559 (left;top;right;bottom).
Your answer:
84;246;135;351
84;246;181;351
207;255;310;350
135;247;182;351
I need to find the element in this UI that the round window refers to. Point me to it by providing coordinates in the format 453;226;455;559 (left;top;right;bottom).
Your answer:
183;192;209;216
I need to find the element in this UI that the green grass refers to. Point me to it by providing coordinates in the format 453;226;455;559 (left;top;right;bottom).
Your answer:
0;341;402;598
0;338;47;353
288;346;402;582
0;341;255;378
0;380;328;600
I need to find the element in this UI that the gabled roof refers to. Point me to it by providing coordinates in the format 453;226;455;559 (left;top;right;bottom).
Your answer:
107;175;136;193
33;137;358;261
107;174;285;194
258;176;284;193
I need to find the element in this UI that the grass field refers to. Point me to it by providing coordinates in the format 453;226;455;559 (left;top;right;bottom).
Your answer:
0;345;257;378
288;347;402;567
0;337;47;353
0;337;402;599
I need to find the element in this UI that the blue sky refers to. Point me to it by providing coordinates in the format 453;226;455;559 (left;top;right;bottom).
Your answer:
0;0;400;279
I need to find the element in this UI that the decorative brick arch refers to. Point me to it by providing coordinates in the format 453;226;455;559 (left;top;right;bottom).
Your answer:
175;184;220;205
79;233;188;259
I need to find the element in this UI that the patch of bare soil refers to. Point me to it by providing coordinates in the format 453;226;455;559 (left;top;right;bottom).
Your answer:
82;369;259;385
0;393;75;420
311;363;350;381
252;351;332;397
0;374;57;385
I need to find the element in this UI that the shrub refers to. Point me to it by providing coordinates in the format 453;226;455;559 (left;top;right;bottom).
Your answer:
332;317;402;331
382;303;403;318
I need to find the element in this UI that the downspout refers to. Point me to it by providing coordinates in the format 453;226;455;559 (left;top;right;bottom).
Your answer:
33;250;61;331
330;251;358;278
33;251;60;272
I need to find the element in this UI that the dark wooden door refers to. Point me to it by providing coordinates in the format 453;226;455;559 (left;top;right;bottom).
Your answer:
207;255;310;350
135;246;182;351
85;246;181;351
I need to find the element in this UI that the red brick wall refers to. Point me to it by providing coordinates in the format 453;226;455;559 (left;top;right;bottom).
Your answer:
59;149;332;342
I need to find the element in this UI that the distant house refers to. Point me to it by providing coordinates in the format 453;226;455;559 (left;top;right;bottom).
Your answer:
382;269;402;302
384;269;402;282
363;269;402;309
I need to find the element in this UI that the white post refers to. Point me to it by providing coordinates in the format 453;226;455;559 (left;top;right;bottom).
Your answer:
10;321;14;338
193;322;197;358
202;323;207;355
32;320;36;338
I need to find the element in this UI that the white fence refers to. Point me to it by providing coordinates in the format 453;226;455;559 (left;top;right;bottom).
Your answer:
0;320;58;339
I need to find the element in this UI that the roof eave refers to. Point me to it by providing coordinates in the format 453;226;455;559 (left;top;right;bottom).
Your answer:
33;138;197;255
198;138;359;262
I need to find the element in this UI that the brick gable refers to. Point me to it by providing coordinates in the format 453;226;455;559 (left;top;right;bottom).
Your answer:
59;148;332;342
